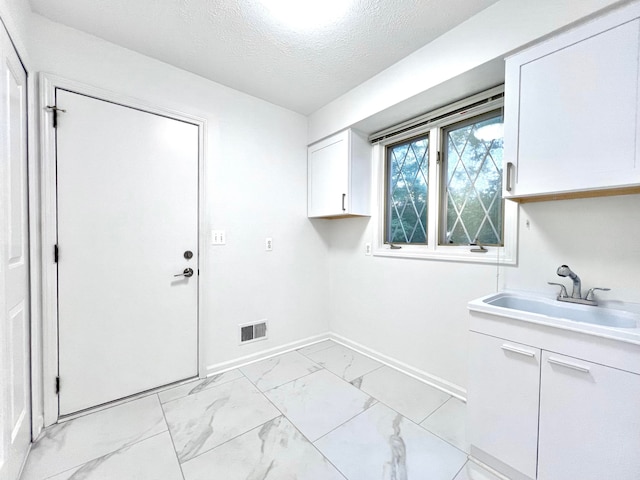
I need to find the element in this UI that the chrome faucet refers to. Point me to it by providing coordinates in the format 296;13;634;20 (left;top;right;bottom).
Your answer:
547;265;610;306
556;265;581;298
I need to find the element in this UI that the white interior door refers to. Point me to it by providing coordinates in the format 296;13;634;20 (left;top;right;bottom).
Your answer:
0;24;31;480
56;89;199;415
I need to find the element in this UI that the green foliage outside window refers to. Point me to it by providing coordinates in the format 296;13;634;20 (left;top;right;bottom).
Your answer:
384;110;504;247
444;114;503;246
386;136;429;244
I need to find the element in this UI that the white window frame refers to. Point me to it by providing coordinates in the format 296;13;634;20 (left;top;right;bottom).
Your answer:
371;87;518;265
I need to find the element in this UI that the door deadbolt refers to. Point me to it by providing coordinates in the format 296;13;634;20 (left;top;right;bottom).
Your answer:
174;268;194;278
184;250;193;259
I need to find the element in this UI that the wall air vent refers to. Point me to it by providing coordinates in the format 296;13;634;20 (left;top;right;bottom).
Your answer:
239;320;268;344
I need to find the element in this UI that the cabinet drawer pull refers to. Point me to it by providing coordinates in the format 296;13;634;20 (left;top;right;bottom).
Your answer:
506;162;514;192
501;344;535;357
341;193;346;211
547;357;590;373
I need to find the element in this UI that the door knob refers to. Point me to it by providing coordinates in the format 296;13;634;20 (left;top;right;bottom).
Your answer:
174;268;194;278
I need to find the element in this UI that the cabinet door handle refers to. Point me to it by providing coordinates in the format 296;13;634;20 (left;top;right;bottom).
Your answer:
501;344;536;357
547;357;590;373
341;193;346;212
505;162;514;192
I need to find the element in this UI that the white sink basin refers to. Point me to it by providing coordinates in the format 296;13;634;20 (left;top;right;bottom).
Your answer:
486;294;637;328
469;292;640;345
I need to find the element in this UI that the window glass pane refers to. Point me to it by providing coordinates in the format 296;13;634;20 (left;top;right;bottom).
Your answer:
442;113;503;246
386;135;429;244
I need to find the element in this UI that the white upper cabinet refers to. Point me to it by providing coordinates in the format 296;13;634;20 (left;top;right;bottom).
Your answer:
308;129;371;218
503;3;640;199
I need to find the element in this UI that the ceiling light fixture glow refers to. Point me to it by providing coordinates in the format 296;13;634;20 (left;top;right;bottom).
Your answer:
260;0;351;29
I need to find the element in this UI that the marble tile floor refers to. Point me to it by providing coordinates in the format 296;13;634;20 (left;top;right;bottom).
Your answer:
20;340;502;480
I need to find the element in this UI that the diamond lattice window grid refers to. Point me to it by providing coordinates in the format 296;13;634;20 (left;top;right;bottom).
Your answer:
386;135;429;244
443;114;504;246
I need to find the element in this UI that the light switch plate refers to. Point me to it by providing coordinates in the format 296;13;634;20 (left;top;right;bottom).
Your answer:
211;230;226;245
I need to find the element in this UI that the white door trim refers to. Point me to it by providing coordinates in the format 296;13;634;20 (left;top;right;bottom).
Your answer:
38;73;207;427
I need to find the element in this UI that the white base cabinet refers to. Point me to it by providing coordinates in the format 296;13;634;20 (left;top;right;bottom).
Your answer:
469;331;640;480
538;351;640;480
307;129;371;218
468;333;540;480
503;2;640;199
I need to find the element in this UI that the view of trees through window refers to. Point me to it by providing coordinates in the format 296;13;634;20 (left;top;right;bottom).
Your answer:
385;110;504;246
386;135;429;244
443;113;503;245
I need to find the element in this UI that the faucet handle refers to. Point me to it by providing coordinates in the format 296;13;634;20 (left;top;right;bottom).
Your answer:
548;282;569;298
585;287;611;301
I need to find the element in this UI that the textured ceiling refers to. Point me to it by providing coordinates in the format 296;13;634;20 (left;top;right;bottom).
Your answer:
28;0;501;114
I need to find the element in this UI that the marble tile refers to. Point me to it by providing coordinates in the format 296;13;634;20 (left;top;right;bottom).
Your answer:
296;339;338;357
162;377;280;463
265;369;375;441
421;397;469;453
44;432;183;480
158;369;244;404
315;402;467;480
182;416;346;480
352;366;452;424
305;344;382;382
239;350;321;391
21;395;166;480
453;461;504;480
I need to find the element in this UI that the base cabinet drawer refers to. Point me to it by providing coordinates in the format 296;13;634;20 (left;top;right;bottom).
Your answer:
538;351;640;480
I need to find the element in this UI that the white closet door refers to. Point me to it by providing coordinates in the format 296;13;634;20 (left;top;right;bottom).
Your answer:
0;24;31;480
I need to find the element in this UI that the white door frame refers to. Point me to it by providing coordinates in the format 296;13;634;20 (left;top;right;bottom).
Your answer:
38;73;207;427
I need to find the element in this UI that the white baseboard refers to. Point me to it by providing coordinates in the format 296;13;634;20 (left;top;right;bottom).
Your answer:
467;455;513;480
205;331;466;401
204;333;331;376
329;333;467;401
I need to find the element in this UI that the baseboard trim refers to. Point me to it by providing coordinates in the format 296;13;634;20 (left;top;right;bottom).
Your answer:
469;447;534;480
329;333;467;400
205;332;466;401
467;455;513;480
204;333;331;376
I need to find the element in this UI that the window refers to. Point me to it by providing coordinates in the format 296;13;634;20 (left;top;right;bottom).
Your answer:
441;112;504;246
374;87;517;264
386;134;429;244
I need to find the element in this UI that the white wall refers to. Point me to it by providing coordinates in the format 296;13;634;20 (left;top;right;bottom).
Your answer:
5;0;638;424
318;0;640;394
25;13;332;373
502;195;640;305
326;218;498;395
308;0;627;143
325;194;640;393
0;0;30;61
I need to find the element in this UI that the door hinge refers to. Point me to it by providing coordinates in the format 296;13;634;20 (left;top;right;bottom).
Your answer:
54;244;59;263
45;105;66;128
55;376;60;394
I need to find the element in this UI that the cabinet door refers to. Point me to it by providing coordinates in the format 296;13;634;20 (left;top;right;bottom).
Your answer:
467;332;540;479
504;14;640;197
308;131;349;217
538;351;640;480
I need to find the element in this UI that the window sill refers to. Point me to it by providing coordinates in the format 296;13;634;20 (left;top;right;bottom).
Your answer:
373;245;516;265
